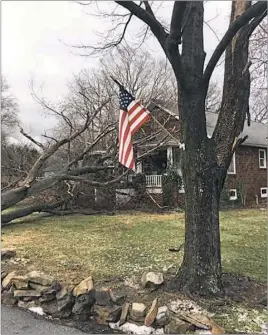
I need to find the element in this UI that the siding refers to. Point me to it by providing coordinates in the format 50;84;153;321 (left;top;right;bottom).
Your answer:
227;146;267;206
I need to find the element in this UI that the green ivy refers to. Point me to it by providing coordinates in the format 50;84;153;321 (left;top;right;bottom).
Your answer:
162;169;182;208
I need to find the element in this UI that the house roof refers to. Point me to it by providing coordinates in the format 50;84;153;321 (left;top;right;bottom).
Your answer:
149;102;267;148
206;112;268;148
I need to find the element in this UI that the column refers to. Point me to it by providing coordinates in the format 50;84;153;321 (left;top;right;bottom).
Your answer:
167;146;173;168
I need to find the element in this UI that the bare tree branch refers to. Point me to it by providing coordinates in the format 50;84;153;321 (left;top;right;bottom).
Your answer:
204;1;267;92
58;170;128;187
19;127;45;149
114;1;168;47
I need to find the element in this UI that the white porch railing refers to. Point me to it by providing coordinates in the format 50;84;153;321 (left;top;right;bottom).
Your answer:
146;175;162;187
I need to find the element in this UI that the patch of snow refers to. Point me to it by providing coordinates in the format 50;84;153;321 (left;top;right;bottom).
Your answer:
162;264;174;272
168;299;213;317
261;323;268;335
124;276;140;290
109;321;164;334
28;307;45;316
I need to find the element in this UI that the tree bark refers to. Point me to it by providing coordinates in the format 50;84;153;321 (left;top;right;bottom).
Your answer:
1;201;63;225
168;2;224;295
177;143;225;295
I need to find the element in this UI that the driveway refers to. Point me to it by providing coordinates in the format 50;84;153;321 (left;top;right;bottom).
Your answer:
1;305;86;335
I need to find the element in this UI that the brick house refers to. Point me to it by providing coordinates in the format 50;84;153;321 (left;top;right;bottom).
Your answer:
125;103;267;207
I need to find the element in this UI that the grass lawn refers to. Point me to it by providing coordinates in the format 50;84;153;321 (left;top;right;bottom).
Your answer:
2;209;266;284
2;209;267;333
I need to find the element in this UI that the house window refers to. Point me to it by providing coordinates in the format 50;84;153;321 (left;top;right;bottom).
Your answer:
229;189;237;201
260;188;267;198
228;153;236;174
259;149;267;168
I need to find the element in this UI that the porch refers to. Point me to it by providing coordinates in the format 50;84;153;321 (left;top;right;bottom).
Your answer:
145;174;185;193
137;146;184;192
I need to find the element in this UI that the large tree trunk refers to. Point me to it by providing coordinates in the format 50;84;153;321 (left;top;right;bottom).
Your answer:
172;2;225;295
177;145;226;295
174;1;255;295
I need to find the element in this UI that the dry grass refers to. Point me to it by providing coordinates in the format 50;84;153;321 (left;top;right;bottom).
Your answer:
2;209;267;333
2;209;266;286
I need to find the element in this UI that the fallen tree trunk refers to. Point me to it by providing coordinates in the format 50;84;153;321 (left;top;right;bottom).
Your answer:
44;209;116;216
1;165;114;211
1;201;63;225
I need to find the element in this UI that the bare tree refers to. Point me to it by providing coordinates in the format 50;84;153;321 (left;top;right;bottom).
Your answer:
1;143;40;190
205;81;221;113
249;18;267;123
1;76;19;135
76;1;267;295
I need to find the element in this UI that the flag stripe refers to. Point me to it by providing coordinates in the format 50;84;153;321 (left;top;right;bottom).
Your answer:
119;111;128;162
119;110;135;170
129;107;150;135
131;113;151;135
118;85;151;171
121;124;132;165
128;102;142;120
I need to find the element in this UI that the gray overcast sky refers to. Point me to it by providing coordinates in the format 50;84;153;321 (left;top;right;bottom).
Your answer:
2;1;231;142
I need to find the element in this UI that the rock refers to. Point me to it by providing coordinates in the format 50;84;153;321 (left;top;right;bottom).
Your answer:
141;272;164;289
12;276;29;290
1;248;16;260
145;298;158;327
165;317;194;334
1;291;17;306
41;300;59;315
119;302;130;326
154;306;169;327
130;303;147;322
29;282;51;292
14;290;42;298
93;305;122;325
56;287;75;314
73;276;94;297
2;271;17;290
94;288;112;306
178;312;224;334
18;300;39;310
23;296;40;302
26;271;55;286
110;289;125;305
40;288;57;302
1;271;8;281
72;292;95;321
41;298;71;319
179;312;212;330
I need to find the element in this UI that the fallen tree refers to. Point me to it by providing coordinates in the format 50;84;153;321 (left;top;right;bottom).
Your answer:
1;56;177;223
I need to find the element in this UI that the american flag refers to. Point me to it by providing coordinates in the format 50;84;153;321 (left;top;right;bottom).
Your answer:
118;85;151;171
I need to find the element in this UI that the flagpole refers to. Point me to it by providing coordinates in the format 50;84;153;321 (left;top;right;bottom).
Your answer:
148;112;185;151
